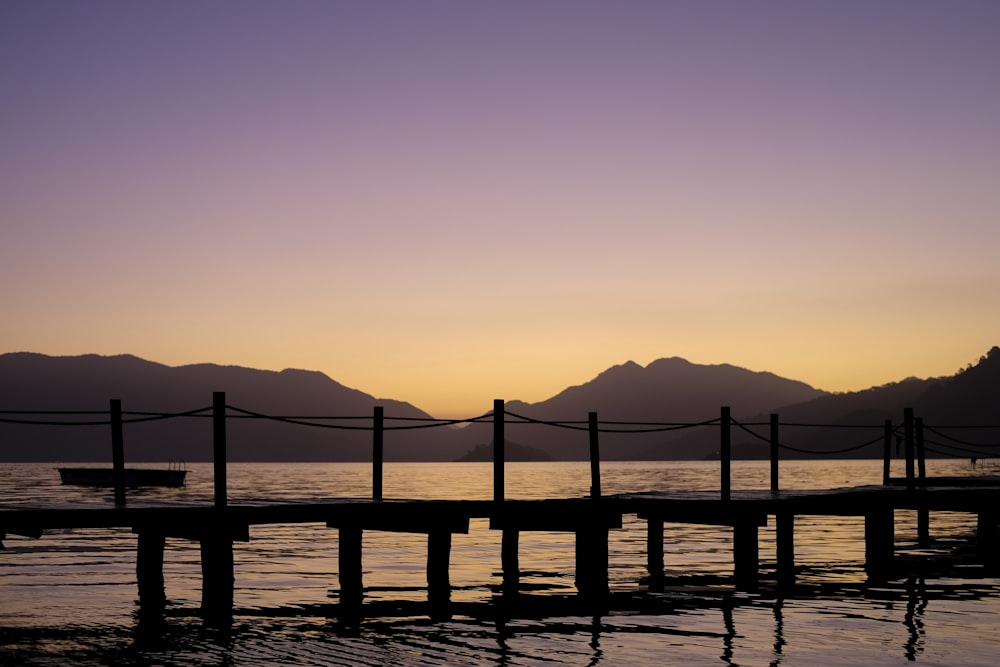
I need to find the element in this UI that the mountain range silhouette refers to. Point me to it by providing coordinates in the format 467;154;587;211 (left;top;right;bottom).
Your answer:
1;348;997;462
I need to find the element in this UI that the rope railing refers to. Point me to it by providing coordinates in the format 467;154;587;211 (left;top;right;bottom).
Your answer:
730;418;887;455
922;424;1000;449
4;395;997;507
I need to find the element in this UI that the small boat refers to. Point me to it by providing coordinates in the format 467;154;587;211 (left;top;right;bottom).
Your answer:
57;467;187;488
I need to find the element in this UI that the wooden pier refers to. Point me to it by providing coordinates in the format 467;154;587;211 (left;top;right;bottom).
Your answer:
2;395;999;626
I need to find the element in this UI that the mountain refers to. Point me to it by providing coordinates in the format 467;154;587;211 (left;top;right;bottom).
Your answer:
458;357;828;460
0;353;468;462
638;346;1000;460
4;349;996;462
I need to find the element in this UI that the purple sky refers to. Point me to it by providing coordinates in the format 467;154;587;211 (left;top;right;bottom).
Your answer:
3;1;999;417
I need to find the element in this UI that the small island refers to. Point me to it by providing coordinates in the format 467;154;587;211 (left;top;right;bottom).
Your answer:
454;441;555;462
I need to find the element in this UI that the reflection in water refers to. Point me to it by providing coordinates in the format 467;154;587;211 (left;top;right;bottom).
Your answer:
770;599;785;666
903;577;927;661
721;596;736;665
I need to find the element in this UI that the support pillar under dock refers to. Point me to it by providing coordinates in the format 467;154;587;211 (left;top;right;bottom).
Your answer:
200;535;234;626
646;520;664;591
733;518;759;592
501;528;520;596
575;527;610;601
338;526;364;619
136;531;166;614
978;511;1000;563
776;513;795;590
865;509;895;581
427;530;453;620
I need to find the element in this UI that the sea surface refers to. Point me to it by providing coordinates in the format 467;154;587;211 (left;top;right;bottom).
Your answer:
2;459;999;666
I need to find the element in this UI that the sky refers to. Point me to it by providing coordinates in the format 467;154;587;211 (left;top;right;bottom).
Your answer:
2;1;998;418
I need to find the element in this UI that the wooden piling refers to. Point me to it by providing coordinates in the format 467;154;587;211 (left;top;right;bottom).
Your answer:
136;530;166;611
213;392;227;509
575;527;609;600
494;399;504;503
915;417;927;483
338;526;364;614
721;406;731;501
110;399;126;507
865;508;895;581
200;534;234;625
733;518;759;591
776;513;795;590
915;417;930;546
882;420;892;486
427;530;452;618
646;519;664;591
769;413;779;494
372;406;383;501
588;412;601;500
903;408;915;491
977;512;999;562
501;528;520;595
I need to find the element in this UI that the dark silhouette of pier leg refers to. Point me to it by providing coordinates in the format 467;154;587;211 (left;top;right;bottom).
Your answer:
427;530;452;620
110;399;126;507
200;534;234;626
646;519;664;591
136;530;165;616
917;505;931;547
575;527;609;606
776;513;795;590
865;508;895;581
733;518;759;591
338;526;364;621
978;511;999;565
501;528;520;596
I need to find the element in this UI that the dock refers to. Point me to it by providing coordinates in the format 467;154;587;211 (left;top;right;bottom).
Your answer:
2;395;999;626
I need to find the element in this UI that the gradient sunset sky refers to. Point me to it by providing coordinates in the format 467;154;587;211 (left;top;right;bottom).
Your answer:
2;1;998;418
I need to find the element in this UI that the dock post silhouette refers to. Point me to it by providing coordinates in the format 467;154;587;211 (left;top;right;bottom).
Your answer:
493;399;504;503
769;413;779;493
372;406;384;501
721;406;731;501
110;399;126;506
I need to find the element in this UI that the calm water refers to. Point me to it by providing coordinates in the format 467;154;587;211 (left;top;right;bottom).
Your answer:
2;459;999;666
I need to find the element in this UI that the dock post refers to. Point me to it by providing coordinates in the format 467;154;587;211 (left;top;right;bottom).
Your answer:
646;518;664;591
373;406;384;501
213;392;227;509
110;399;126;507
865;508;895;581
494;399;504;503
903;408;915;492
588;412;601;499
501;528;520;595
882;420;892;486
733;517;759;591
575;527;609;602
776;513;795;590
915;417;930;546
200;533;234;626
915;417;927;484
338;526;363;619
136;530;166;614
977;512;999;561
721;406;731;501
769;413;779;494
427;530;452;619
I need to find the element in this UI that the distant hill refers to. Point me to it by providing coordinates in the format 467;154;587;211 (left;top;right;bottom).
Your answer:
638;347;1000;460
454;441;554;462
457;357;828;460
0;353;468;462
